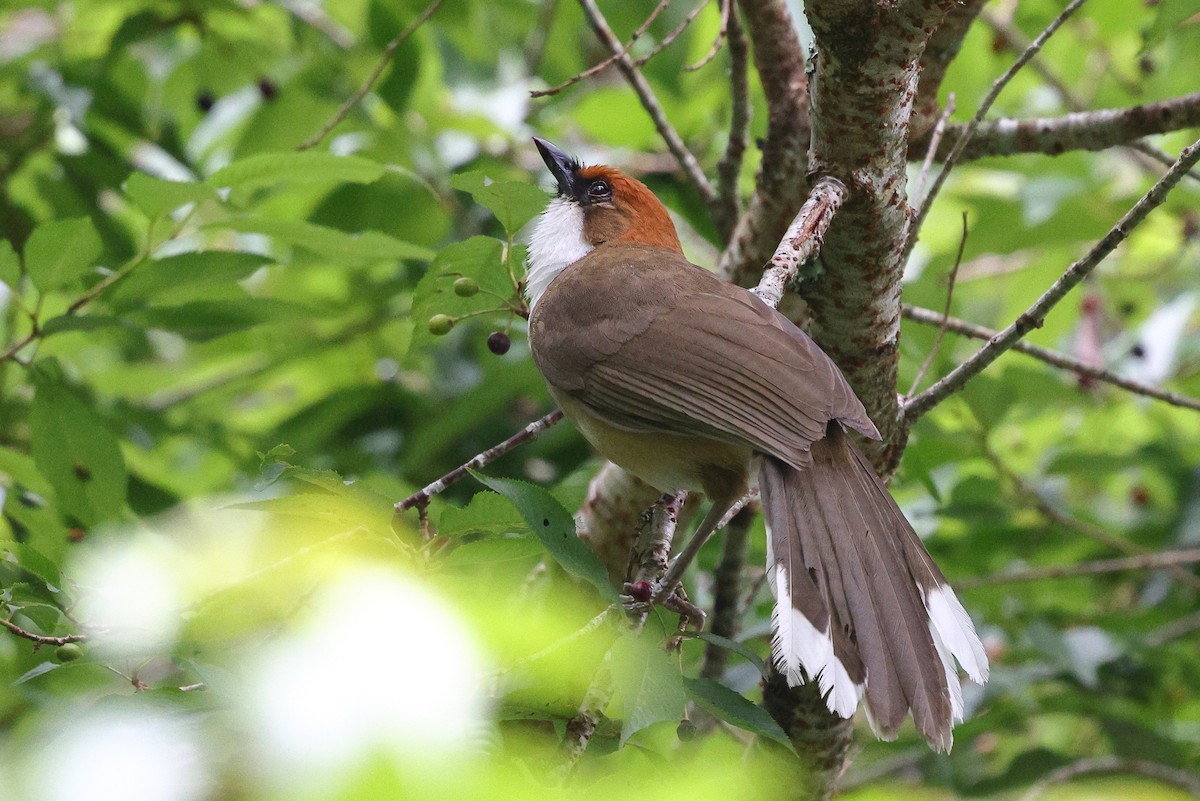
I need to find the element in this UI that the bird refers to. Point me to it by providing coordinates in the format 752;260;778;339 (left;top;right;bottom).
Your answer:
524;137;988;751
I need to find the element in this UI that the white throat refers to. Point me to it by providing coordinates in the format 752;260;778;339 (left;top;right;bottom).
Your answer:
524;197;593;309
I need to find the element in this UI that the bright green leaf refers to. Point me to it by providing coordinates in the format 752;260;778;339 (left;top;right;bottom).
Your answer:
610;630;688;744
451;171;549;237
39;315;126;337
439;491;529;538
29;362;127;527
208;152;386;190
104;251;273;307
685;632;770;679
219;217;432;263
472;472;617;600
24;218;103;292
1143;0;1200;48
684;677;795;751
124;173;219;218
410;236;511;350
128;298;309;340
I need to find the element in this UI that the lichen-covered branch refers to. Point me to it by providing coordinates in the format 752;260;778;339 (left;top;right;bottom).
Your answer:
751;176;849;309
911;0;988;142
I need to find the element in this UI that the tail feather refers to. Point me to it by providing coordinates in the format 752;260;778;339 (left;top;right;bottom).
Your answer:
758;424;988;752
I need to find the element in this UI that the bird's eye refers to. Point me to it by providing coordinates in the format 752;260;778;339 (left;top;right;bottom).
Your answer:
588;180;611;200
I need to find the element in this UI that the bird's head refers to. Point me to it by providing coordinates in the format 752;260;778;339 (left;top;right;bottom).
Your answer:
524;137;681;307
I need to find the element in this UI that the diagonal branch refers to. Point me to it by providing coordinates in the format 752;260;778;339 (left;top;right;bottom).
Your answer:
901;304;1200;412
958;548;1200;589
917;91;1200;161
904;135;1200;423
710;2;749;240
576;0;716;205
750;176;849;309
297;0;444;151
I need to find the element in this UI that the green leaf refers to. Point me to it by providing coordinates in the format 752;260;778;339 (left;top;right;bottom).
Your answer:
208;152;386;190
104;251;273;307
39;315;126;337
683;677;795;750
0;240;19;287
14;661;61;685
438;491;529;538
410;236;511;350
610;630;688;744
684;631;770;679
29;362;127;527
441;535;544;567
124;173;219;218
24;218;103;292
219;217;432;263
9;542;62;588
451;171;548;237
128;298;309;340
472;472;617;600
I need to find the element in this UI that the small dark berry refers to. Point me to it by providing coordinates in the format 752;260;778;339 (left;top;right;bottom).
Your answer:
1130;343;1146;359
487;331;511;355
196;91;216;112
258;78;278;101
453;277;479;297
1080;295;1101;315
56;643;84;662
73;461;92;482
67;527;86;542
427;314;454;336
626;580;653;602
1130;485;1151;506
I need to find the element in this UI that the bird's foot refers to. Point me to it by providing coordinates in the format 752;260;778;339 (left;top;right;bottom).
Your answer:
621;580;706;628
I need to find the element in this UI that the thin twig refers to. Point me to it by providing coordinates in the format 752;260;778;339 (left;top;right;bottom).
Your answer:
529;0;672;98
576;0;716;204
394;409;565;514
1017;756;1200;801
683;0;728;71
905;211;967;397
630;0;711;70
277;0;356;48
1145;611;1200;646
910;0;1089;253
904;135;1200;423
958;548;1200;589
910;95;955;202
2;615;87;646
297;0;445;152
901;305;1200;412
750;176;849;309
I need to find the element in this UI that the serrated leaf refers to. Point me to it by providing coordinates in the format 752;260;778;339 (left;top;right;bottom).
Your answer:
610;630;687;744
451;171;549;237
25;218;103;292
208;152;386;190
472;472;617;600
0;240;19;288
683;677;794;750
10;542;62;587
105;251;273;307
219;217;432;263
124;173;218;218
29;362;127;527
439;491;529;538
441;535;544;567
128;298;308;340
685;631;770;679
228;491;393;534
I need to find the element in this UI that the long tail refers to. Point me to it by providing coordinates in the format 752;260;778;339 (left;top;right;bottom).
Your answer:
758;423;988;752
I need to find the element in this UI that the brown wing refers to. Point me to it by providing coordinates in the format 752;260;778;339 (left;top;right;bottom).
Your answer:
529;244;878;470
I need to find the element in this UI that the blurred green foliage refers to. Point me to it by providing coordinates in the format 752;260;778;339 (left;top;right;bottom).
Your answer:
1;0;1198;799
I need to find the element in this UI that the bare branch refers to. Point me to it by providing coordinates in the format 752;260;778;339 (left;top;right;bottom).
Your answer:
576;0;716;204
394;409;564;514
529;0;672;98
901;304;1200;412
911;95;955;202
717;0;810;287
905;211;966;396
631;1;712;71
910;0;1088;245
904;135;1200;423
296;0;444;152
911;0;988;142
684;0;729;72
750;176;849;309
711;2;749;240
958;548;1200;589
921;91;1200;161
1018;757;1200;801
2;615;87;647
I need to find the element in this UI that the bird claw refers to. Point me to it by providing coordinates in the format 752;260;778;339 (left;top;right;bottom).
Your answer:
620;580;706;628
